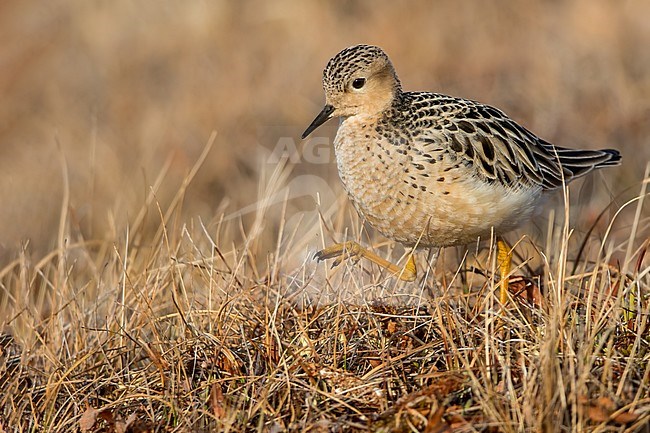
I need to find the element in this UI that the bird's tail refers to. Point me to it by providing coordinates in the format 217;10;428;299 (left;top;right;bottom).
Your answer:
535;143;621;189
554;147;621;177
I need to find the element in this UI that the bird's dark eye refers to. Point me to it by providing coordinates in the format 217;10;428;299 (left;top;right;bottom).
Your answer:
352;78;366;89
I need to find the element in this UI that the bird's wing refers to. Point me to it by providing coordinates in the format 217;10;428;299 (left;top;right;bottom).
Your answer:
410;93;620;190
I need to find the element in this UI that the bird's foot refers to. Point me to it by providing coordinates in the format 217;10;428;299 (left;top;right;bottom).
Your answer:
314;241;363;267
315;241;417;282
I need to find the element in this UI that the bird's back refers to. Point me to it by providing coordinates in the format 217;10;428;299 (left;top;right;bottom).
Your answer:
393;91;621;191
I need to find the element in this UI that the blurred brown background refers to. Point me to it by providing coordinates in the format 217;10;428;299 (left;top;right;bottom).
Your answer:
0;0;647;265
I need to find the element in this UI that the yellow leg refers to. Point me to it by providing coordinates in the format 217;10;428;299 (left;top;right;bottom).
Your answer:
497;239;512;305
315;241;417;282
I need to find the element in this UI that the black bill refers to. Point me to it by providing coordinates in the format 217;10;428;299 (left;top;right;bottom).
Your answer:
301;104;334;139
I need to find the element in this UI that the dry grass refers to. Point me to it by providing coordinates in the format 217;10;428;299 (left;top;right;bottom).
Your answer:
1;141;648;431
1;1;650;432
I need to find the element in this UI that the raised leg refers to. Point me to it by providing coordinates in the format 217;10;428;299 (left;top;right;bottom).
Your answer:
315;241;417;282
497;239;512;305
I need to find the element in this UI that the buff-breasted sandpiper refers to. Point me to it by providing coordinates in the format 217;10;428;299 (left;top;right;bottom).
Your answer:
302;44;621;300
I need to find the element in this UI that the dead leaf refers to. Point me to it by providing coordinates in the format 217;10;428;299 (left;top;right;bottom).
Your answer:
126;413;138;427
424;406;450;433
508;276;543;308
582;395;639;425
587;403;610;423
595;396;616;412
98;409;116;425
115;420;127;433
612;410;640;424
444;406;470;429
210;382;226;419
79;407;99;433
122;413;139;433
368;358;382;368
